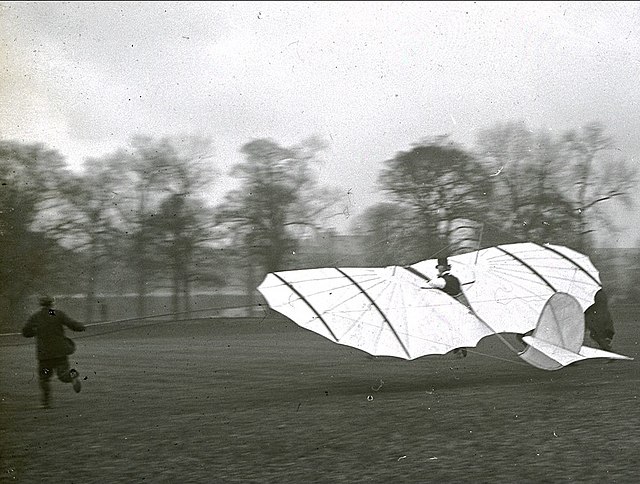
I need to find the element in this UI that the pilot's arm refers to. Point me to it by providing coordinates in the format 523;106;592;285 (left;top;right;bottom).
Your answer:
422;277;446;290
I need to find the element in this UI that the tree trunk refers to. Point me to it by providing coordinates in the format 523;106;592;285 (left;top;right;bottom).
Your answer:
246;259;257;317
172;261;180;320
183;271;191;321
84;252;97;323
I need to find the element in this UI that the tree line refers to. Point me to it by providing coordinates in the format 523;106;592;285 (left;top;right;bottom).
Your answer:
1;121;636;330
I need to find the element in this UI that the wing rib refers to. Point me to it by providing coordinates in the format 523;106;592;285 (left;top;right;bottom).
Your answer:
403;266;431;282
538;243;601;285
335;268;411;359
497;246;557;292
272;273;339;342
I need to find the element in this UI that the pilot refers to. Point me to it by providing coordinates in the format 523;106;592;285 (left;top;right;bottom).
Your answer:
427;257;470;306
424;257;470;357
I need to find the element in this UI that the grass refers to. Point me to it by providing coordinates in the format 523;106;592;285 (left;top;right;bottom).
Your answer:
1;312;639;483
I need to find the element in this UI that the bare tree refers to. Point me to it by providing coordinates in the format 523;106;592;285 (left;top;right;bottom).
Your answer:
378;136;491;256
353;202;430;266
560;122;637;250
0;141;77;328
219;137;340;274
475;121;580;246
113;135;218;318
216;136;342;314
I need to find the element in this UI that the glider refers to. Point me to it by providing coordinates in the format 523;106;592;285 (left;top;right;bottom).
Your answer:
257;242;633;370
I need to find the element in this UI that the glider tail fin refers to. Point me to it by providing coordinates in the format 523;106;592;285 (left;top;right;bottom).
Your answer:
519;292;633;371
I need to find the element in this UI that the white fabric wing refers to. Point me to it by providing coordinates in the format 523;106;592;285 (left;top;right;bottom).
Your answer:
258;242;604;362
411;242;602;335
258;266;492;360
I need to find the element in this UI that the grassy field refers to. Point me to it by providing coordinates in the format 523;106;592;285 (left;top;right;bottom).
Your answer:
1;309;639;483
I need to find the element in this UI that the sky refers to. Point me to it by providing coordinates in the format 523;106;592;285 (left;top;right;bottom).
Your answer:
1;1;639;246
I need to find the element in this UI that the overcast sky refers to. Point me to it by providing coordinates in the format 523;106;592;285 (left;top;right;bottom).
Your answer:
2;1;639;246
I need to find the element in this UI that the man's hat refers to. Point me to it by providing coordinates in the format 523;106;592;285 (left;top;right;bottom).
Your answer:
39;295;54;307
436;257;450;268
